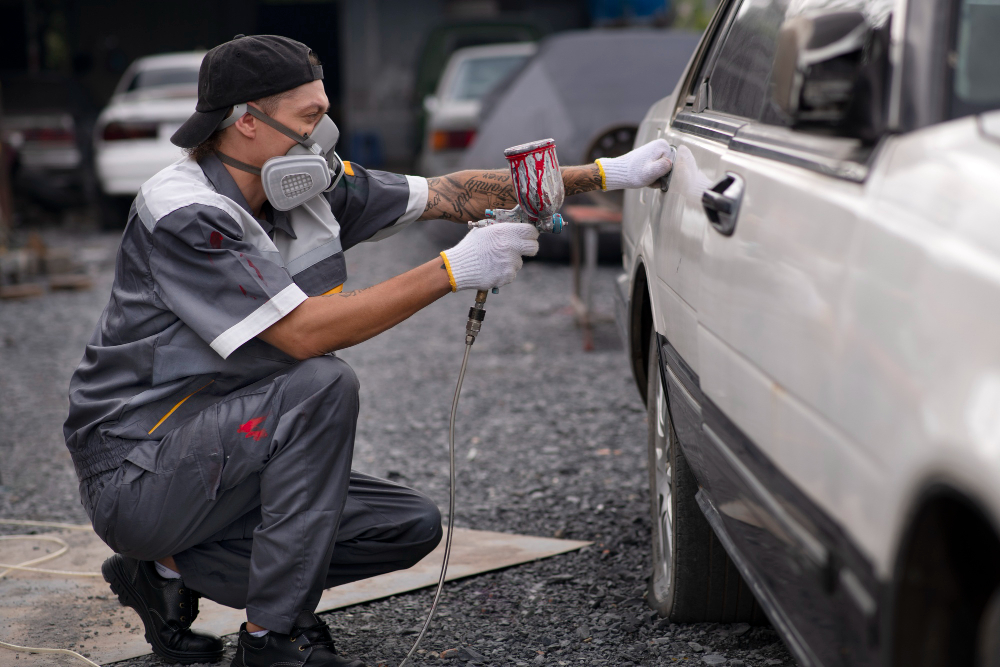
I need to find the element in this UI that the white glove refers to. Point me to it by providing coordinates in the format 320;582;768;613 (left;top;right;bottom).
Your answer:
671;145;714;207
596;138;675;190
440;223;540;292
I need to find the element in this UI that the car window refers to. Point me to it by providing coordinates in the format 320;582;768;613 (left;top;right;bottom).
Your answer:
708;0;893;123
708;0;789;119
447;55;529;101
126;67;200;92
950;0;1000;118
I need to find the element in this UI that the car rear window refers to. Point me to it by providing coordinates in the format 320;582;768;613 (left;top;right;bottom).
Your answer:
951;0;1000;117
447;55;529;101
126;67;200;92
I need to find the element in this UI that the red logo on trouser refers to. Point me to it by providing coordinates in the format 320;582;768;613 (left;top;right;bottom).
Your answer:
238;416;268;441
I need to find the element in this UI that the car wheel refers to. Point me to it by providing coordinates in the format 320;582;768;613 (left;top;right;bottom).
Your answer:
645;330;765;622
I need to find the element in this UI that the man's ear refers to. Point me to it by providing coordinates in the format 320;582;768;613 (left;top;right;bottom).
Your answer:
233;111;256;139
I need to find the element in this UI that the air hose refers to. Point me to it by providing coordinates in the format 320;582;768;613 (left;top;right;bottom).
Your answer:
0;519;104;667
398;289;488;667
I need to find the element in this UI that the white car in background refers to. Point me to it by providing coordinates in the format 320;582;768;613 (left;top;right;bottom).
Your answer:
94;52;203;224
417;42;535;177
619;0;1000;664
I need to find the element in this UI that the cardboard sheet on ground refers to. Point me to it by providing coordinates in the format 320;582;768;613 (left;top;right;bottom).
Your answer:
0;526;589;665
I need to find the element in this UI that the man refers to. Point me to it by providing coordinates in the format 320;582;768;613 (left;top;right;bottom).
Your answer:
64;35;674;667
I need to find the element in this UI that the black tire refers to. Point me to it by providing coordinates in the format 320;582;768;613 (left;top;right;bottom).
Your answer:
645;330;765;623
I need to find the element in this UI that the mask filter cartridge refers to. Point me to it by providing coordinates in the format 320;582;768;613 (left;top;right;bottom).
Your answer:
261;154;332;211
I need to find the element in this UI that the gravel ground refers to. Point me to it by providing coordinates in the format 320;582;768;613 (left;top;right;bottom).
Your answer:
0;223;796;667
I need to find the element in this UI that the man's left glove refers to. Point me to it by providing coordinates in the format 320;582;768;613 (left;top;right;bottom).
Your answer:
596;138;675;190
440;223;540;292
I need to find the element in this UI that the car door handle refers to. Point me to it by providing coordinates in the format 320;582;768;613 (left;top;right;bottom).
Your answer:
702;173;744;236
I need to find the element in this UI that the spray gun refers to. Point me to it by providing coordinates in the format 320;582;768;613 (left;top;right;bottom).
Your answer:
399;139;565;667
472;138;565;234
467;137;565;300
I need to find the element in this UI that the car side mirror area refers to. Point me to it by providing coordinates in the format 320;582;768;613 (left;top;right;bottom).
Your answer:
770;11;891;143
423;95;439;114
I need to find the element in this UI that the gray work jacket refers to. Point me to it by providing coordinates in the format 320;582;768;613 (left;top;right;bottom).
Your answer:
64;154;427;480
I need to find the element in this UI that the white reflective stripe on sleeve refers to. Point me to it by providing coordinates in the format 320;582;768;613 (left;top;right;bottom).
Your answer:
400;175;428;225
209;283;308;359
364;175;429;243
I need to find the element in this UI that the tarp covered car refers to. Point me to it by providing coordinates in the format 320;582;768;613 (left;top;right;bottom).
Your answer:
425;28;700;259
459;29;701;171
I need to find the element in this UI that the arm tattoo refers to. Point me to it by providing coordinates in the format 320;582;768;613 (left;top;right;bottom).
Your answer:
564;164;604;196
323;285;375;298
421;170;516;222
419;163;604;222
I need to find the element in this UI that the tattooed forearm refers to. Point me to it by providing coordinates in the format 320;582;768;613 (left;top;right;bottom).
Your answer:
419;163;604;222
420;170;516;222
564;164;604;196
323;285;376;298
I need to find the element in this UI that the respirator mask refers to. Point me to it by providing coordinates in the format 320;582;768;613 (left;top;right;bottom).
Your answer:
215;103;345;211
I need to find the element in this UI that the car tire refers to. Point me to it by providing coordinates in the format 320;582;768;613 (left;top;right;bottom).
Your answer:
645;330;765;623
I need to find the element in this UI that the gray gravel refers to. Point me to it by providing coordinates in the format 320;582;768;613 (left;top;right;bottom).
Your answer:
0;223;796;666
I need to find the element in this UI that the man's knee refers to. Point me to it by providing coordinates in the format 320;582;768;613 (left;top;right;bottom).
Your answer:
282;356;360;409
402;493;443;565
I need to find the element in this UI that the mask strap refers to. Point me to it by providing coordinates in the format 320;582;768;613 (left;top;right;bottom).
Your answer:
215;151;262;176
326;151;346;192
215;103;321;152
244;105;319;151
217;103;247;131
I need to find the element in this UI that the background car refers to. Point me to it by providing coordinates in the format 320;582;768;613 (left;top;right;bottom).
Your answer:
93;52;203;226
417;42;537;177
422;28;699;259
0;73;89;213
619;0;1000;664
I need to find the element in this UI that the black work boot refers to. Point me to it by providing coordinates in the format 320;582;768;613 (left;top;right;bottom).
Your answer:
102;554;224;664
231;611;365;667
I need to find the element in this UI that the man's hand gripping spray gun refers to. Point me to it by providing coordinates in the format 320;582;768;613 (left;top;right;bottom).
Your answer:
465;137;565;337
399;139;564;667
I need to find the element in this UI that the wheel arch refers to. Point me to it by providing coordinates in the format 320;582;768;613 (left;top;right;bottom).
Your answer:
889;481;1000;666
629;261;653;404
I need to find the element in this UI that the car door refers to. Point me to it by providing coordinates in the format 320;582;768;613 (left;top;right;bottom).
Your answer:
647;0;745;491
691;0;892;665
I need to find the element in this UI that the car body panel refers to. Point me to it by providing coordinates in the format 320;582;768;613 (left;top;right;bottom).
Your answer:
839;114;1000;572
620;0;1000;662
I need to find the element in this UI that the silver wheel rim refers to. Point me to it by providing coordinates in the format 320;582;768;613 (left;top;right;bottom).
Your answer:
651;367;674;600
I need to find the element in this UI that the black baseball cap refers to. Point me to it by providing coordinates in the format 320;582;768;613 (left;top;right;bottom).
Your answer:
170;34;323;148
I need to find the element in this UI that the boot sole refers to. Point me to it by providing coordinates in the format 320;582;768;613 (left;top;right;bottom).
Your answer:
102;555;225;665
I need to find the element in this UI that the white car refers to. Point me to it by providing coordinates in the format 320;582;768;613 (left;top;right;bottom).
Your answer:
94;53;203;207
618;0;1000;665
417;42;536;177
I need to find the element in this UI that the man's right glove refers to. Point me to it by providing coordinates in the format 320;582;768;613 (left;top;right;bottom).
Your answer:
440;223;540;292
596;138;675;190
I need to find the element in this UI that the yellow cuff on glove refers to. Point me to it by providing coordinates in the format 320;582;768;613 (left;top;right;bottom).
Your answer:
439;251;458;292
595;160;608;191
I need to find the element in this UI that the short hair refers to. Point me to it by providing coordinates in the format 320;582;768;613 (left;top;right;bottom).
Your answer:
186;51;321;163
